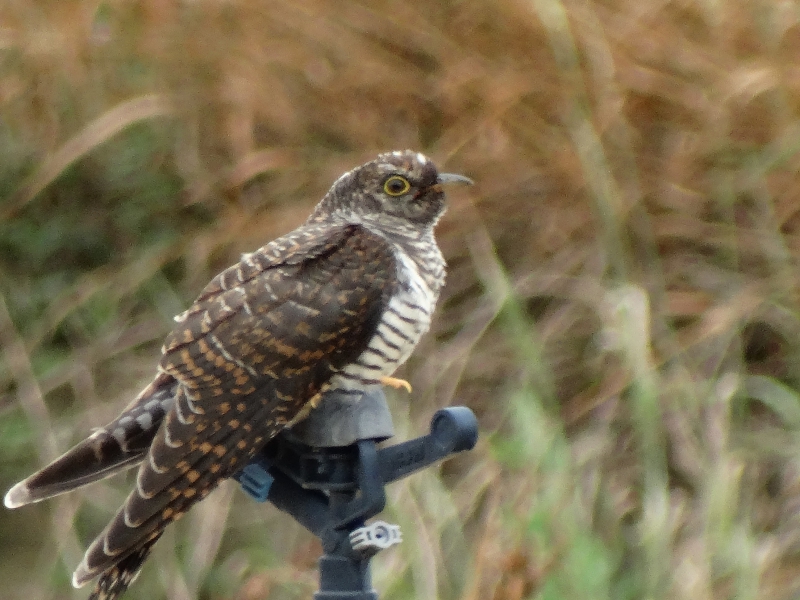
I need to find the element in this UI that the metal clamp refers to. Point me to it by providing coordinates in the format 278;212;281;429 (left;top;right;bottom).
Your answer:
349;521;402;556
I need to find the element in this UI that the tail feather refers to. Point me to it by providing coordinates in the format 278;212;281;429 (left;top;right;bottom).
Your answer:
73;446;227;587
4;375;177;508
4;436;146;508
74;393;272;585
85;532;163;600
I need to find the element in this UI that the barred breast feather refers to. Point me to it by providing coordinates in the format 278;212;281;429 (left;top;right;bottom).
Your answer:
331;233;444;392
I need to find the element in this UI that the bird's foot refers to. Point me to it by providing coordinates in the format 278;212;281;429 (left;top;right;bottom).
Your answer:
379;376;412;393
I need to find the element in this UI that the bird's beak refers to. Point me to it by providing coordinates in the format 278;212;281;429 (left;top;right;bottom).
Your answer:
436;172;474;186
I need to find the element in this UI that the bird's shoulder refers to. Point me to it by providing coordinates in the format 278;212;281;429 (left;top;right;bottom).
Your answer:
178;222;396;312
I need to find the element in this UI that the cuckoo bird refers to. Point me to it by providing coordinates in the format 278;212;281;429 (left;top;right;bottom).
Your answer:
4;150;472;600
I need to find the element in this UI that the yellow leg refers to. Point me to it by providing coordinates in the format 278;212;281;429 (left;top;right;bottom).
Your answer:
380;376;412;393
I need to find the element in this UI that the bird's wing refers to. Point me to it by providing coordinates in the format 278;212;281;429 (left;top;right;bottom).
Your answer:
5;222;388;510
75;223;398;587
4;373;177;508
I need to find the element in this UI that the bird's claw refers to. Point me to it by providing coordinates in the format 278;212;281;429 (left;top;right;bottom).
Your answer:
379;376;412;393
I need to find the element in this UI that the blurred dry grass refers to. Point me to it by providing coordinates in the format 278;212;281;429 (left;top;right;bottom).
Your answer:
2;0;800;599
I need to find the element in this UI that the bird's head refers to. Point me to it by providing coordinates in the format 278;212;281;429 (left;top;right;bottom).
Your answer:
311;150;472;230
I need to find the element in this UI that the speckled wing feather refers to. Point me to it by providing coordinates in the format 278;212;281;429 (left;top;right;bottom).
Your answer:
75;222;398;593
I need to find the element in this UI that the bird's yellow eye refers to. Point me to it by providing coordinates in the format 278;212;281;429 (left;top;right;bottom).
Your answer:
383;175;411;196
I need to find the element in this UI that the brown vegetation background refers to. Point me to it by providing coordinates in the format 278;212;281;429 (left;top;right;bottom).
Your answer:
2;1;800;599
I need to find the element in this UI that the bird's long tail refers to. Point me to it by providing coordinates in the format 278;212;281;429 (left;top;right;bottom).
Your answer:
88;532;163;600
4;374;176;508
